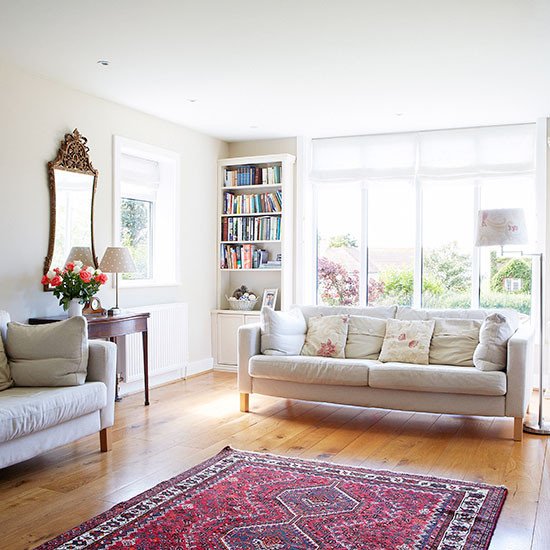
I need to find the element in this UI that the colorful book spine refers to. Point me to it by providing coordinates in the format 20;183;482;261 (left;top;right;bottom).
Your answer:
224;164;282;187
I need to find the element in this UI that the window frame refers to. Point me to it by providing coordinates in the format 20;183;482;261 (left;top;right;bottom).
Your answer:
113;136;181;288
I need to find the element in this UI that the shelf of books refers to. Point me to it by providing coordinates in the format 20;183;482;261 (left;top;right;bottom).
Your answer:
216;154;295;311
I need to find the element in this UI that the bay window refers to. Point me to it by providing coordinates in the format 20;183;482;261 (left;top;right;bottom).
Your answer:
309;124;538;314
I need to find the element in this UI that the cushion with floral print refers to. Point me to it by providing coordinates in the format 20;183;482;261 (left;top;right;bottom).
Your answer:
379;319;435;365
300;315;350;358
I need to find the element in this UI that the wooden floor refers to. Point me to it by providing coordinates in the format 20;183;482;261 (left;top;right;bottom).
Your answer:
1;371;549;549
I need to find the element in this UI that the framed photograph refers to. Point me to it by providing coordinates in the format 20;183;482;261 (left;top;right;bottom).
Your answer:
262;288;278;310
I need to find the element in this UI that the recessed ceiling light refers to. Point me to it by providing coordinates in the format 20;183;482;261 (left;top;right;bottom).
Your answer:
97;60;110;66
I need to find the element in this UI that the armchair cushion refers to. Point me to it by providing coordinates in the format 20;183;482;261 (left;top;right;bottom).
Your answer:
0;383;106;442
0;338;13;392
7;317;89;386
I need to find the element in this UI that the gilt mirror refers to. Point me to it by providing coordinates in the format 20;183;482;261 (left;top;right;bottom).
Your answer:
43;129;98;290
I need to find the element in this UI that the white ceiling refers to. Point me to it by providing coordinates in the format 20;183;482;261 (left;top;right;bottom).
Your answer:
1;1;549;142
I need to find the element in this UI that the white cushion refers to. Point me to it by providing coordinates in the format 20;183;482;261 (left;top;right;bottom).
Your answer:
261;307;307;356
345;316;387;360
379;319;435;365
369;362;507;396
7;317;89;386
0;382;106;442
301;315;350;358
429;319;481;367
250;355;372;386
473;313;515;372
298;305;396;322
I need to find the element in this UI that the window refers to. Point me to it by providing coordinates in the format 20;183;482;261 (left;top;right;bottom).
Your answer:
367;180;415;306
114;137;180;287
316;184;361;306
308;124;538;314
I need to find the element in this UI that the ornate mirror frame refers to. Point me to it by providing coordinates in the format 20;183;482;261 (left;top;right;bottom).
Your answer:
44;129;99;290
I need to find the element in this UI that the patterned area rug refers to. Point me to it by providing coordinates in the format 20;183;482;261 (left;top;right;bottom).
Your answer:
38;447;506;549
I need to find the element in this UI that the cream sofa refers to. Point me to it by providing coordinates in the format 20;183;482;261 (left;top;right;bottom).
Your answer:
238;305;534;441
0;311;117;469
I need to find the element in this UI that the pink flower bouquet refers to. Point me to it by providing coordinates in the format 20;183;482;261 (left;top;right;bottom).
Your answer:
41;261;108;310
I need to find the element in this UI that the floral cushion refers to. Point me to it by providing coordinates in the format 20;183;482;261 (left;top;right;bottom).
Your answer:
301;315;350;358
379;319;435;365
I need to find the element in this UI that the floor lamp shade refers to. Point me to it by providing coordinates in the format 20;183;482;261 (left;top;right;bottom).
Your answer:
99;247;137;314
475;208;528;247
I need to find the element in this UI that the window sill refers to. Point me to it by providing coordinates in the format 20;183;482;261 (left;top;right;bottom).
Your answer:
118;279;181;289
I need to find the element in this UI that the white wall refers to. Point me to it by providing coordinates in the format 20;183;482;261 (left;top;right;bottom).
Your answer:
227;138;297;158
0;59;228;364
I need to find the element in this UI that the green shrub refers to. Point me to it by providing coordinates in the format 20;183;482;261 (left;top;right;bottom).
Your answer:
490;258;532;293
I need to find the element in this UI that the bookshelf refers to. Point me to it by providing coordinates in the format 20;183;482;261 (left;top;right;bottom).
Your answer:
216;154;295;311
213;153;295;369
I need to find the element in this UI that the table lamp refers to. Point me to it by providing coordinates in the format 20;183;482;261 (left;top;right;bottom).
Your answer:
475;208;549;436
99;247;136;316
65;246;95;267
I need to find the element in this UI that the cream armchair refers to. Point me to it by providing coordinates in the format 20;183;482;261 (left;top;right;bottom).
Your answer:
0;311;117;469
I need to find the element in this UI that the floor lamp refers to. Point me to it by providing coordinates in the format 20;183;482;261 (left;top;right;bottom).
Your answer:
475;208;549;435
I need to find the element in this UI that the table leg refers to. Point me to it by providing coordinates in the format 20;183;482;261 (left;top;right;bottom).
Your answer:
110;337;122;402
142;330;149;406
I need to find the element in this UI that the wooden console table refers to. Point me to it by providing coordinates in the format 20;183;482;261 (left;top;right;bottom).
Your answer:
29;312;151;406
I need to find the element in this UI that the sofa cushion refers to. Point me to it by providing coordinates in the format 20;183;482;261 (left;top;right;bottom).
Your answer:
474;313;515;372
7;317;89;387
396;306;519;331
250;355;372;386
298;305;396;322
345;316;387;360
429;319;481;367
0;382;107;443
379;319;435;365
301;315;350;358
261;307;307;356
368;362;506;396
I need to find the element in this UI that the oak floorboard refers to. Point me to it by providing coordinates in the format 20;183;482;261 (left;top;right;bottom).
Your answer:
1;372;549;550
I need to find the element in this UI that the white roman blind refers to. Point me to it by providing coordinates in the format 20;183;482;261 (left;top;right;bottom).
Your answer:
121;153;160;200
310;124;536;182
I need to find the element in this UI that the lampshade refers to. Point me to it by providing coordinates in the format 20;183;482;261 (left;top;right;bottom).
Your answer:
475;208;529;247
65;246;94;266
99;247;137;273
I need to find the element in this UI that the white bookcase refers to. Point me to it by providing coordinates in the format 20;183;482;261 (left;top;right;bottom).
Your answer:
212;153;295;369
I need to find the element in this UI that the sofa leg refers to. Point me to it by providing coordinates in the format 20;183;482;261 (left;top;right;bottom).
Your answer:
240;393;249;413
513;417;523;442
100;427;112;452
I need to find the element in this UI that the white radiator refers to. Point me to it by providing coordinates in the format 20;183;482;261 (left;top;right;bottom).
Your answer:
122;303;189;383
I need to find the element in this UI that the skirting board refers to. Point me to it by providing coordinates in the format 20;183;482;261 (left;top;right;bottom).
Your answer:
214;364;237;373
119;358;214;396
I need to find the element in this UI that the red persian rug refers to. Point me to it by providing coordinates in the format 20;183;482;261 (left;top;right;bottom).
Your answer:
38;447;506;549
